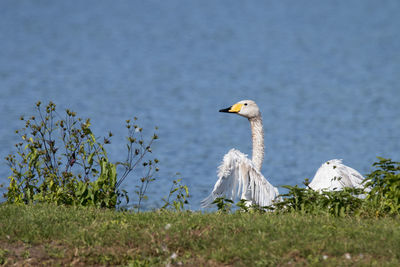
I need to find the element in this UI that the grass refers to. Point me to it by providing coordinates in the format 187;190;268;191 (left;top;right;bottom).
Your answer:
0;204;399;266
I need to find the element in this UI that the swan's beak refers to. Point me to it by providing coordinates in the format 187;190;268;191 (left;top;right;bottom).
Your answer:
219;103;243;113
219;106;232;113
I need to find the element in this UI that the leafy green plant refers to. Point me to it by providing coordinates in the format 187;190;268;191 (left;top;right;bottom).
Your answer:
4;101;158;209
364;157;400;215
235;199;251;212
274;181;365;216
212;197;234;213
236;199;273;213
161;178;190;211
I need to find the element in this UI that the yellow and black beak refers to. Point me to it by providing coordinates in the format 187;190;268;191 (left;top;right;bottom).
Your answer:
219;103;243;113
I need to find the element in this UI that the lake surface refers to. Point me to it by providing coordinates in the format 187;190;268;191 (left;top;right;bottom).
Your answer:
1;0;399;210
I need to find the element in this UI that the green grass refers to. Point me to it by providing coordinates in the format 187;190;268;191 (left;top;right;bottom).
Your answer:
0;204;399;266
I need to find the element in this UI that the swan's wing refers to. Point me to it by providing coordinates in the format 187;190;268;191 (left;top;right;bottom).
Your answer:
201;149;279;208
309;159;365;191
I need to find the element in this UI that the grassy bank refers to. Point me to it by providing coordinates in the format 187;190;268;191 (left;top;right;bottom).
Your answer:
0;204;399;266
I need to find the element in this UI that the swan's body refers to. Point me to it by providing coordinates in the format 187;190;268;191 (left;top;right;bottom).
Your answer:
309;159;365;191
201;100;279;208
201;149;279;207
202;99;365;208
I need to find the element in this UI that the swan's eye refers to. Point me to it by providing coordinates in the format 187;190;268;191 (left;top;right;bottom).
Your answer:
244;103;247;106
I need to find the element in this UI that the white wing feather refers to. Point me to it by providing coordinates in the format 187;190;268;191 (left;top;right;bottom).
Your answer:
201;149;279;208
309;159;365;191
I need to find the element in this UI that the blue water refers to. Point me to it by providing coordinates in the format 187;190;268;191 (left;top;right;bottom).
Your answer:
1;0;399;210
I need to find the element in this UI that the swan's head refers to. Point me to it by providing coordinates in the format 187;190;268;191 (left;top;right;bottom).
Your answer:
219;100;260;119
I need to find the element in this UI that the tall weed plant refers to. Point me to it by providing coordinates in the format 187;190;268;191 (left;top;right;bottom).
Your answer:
364;157;400;215
5;102;159;209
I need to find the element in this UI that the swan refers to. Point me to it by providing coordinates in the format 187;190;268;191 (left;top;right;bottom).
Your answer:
308;159;365;191
201;100;279;208
201;99;365;208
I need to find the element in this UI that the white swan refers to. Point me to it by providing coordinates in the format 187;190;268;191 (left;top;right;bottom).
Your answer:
201;99;365;208
308;159;365;191
201;100;279;208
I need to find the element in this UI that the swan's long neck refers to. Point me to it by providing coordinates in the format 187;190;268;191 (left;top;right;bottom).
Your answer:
249;116;264;172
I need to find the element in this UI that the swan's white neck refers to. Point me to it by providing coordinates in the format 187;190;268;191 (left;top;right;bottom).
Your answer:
249;116;264;172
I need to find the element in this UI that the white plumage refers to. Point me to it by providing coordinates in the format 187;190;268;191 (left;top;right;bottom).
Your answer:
309;159;365;191
201;149;279;208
